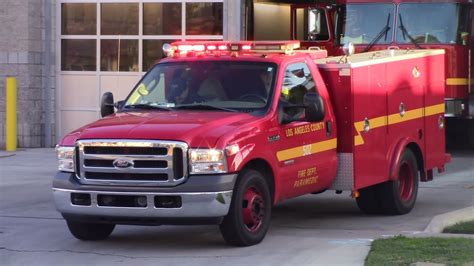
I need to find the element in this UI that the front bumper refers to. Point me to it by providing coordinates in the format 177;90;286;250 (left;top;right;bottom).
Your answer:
53;172;237;223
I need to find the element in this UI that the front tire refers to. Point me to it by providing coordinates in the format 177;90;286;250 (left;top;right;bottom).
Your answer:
219;169;272;246
66;220;115;241
356;185;382;214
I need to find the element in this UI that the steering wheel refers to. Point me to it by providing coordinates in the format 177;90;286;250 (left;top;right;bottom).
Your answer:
239;94;267;103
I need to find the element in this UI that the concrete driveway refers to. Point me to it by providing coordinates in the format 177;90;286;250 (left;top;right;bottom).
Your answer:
1;148;473;265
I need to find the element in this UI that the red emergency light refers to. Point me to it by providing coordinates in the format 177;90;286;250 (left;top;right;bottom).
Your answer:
164;41;301;57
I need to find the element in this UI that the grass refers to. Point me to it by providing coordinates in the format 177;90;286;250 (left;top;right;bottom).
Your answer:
365;235;474;266
443;220;474;234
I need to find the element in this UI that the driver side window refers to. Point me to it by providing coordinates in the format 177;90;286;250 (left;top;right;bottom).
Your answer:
280;62;317;120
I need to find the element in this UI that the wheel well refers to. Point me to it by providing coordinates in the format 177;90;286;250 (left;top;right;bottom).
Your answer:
242;159;275;202
406;142;425;178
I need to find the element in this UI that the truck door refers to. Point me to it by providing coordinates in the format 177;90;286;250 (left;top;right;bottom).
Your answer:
276;62;337;198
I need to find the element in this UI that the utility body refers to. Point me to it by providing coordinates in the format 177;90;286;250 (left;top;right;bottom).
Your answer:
53;41;449;246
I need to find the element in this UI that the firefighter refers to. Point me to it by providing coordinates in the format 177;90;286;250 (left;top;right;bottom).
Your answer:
168;69;196;104
341;9;364;44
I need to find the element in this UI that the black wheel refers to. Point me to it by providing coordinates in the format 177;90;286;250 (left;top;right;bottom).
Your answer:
356;185;382;214
219;169;272;246
377;149;419;215
66;220;115;241
468;120;474;149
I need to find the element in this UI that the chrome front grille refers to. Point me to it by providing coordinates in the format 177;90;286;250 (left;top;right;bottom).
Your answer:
75;140;188;186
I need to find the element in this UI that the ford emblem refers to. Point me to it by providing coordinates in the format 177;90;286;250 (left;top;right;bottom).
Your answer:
113;158;134;169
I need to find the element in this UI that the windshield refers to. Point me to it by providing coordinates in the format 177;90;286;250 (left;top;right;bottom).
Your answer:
397;3;471;45
336;4;395;45
124;61;277;113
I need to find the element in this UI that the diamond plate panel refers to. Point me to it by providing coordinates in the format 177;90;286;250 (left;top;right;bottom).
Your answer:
330;153;354;191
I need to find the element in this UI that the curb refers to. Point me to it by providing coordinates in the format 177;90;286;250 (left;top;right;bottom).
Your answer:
0;153;16;158
424;206;474;233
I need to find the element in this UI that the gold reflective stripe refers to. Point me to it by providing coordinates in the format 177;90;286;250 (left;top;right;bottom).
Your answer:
354;103;444;146
354;116;387;146
276;138;337;162
446;78;469;86
388;108;424;125
424;103;445;116
354;135;364;146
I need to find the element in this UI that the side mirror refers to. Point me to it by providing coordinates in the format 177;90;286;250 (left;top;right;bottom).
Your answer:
278;102;296;125
100;92;115;117
304;92;325;122
114;100;125;110
278;92;325;124
307;8;321;41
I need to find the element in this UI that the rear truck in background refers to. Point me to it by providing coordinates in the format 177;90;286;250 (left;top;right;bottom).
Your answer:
53;41;449;246
290;0;474;147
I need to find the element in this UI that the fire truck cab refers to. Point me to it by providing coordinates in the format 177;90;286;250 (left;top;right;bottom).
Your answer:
53;41;449;246
291;0;474;146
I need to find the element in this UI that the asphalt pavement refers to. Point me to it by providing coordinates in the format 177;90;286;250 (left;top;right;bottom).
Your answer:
0;148;473;265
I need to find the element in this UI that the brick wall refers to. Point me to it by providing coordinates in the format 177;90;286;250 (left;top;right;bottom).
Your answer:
0;0;56;148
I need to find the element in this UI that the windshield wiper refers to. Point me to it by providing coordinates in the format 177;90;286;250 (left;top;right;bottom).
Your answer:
123;104;171;111
398;14;423;49
173;104;237;112
363;13;391;52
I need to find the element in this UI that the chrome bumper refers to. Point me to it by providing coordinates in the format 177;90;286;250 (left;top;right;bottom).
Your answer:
53;188;232;218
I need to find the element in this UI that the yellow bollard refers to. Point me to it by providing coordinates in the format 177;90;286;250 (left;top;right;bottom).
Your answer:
6;77;17;151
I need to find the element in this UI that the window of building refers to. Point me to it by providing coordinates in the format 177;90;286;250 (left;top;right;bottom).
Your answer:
61;3;96;35
101;3;139;35
186;3;223;35
60;1;224;73
144;3;182;35
101;39;139;72
61;39;97;71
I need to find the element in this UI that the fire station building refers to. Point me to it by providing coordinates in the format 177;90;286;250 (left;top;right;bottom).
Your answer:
0;0;301;148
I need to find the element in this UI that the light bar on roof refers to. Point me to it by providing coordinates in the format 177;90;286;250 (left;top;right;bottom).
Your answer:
193;44;205;52
253;42;300;51
178;45;192;51
242;45;252;50
165;41;301;56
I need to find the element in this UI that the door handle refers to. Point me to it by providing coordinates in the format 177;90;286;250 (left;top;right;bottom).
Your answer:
326;121;332;137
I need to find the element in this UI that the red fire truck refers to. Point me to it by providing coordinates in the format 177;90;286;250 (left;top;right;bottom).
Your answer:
53;41;449;246
290;0;474;146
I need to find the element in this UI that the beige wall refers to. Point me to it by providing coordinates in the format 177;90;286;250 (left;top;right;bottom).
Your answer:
59;74;141;137
254;3;291;40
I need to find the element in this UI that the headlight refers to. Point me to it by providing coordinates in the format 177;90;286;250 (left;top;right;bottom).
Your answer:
189;149;227;174
55;145;75;173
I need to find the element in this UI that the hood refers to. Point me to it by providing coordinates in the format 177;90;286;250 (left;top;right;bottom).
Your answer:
60;110;259;148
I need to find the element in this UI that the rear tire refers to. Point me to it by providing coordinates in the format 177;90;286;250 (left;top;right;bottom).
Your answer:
378;149;419;215
356;185;382;214
468;120;474;149
66;220;115;241
219;169;272;246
